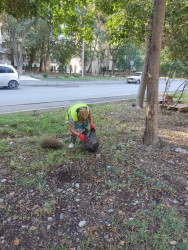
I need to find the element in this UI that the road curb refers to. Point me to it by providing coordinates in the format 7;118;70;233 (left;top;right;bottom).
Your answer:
0;95;137;115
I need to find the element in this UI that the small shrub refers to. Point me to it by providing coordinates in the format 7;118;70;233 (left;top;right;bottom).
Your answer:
73;74;79;78
43;73;48;78
64;75;70;78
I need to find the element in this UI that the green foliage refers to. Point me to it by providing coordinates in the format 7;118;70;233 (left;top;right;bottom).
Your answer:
58;65;67;74
173;92;188;104
95;0;153;45
160;47;188;77
164;0;188;63
43;73;48;78
52;0;95;42
160;59;187;78
51;37;81;66
0;0;49;19
116;43;145;71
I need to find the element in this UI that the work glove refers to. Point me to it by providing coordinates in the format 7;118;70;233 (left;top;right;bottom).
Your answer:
78;134;86;142
90;124;96;131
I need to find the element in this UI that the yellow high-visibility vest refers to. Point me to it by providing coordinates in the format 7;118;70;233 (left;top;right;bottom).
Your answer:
65;103;89;122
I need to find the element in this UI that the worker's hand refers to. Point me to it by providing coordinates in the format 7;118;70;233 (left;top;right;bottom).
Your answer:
78;134;86;142
90;124;96;131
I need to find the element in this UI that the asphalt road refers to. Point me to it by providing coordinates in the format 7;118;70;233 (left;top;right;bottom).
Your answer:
0;78;186;114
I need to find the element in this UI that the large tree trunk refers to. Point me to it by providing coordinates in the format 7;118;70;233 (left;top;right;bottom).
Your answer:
143;0;166;146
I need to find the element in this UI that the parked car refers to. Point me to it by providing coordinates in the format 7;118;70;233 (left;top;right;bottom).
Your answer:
127;72;142;84
0;64;19;89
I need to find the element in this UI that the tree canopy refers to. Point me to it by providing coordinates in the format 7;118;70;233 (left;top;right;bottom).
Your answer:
0;0;49;19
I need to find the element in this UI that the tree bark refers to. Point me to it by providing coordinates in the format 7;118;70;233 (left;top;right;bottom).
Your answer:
111;59;117;76
82;37;85;77
136;35;151;108
28;48;36;70
10;31;19;68
39;42;45;72
44;40;50;73
143;0;166;146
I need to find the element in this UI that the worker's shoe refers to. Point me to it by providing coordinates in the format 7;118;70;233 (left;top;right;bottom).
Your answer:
68;142;75;149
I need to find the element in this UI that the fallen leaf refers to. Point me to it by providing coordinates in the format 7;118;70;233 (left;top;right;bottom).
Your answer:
169;240;177;245
29;226;38;231
119;240;125;246
118;210;125;215
14;238;20;246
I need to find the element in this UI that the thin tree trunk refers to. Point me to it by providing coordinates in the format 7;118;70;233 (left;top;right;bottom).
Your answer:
136;35;151;108
39;43;45;72
143;0;167;146
86;62;92;74
44;38;50;72
10;32;19;69
28;48;36;70
82;37;85;77
111;60;114;76
18;42;24;75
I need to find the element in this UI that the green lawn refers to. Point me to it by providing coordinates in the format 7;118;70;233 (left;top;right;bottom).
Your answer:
25;72;125;81
173;91;188;104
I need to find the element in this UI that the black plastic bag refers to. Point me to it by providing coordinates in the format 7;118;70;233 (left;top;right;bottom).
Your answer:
82;128;99;152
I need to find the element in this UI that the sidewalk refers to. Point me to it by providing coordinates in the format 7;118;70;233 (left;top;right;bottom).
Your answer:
20;75;39;81
19;75;127;86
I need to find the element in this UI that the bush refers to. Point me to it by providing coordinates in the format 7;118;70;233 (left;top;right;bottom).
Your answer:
73;74;79;78
43;73;48;78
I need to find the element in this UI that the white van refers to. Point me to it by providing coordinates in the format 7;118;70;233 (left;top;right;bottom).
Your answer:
0;64;19;89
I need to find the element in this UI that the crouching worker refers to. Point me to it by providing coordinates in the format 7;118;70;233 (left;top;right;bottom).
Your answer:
65;103;96;149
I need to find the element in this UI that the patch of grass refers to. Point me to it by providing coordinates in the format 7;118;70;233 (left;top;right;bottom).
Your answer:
173;91;188;104
0;140;12;157
17;173;47;191
110;205;187;250
29;73;124;82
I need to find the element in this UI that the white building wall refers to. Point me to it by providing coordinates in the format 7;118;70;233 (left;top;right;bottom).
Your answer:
68;58;81;73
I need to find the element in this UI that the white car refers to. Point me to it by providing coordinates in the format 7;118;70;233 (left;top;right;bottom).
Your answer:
0;64;19;89
127;72;142;84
